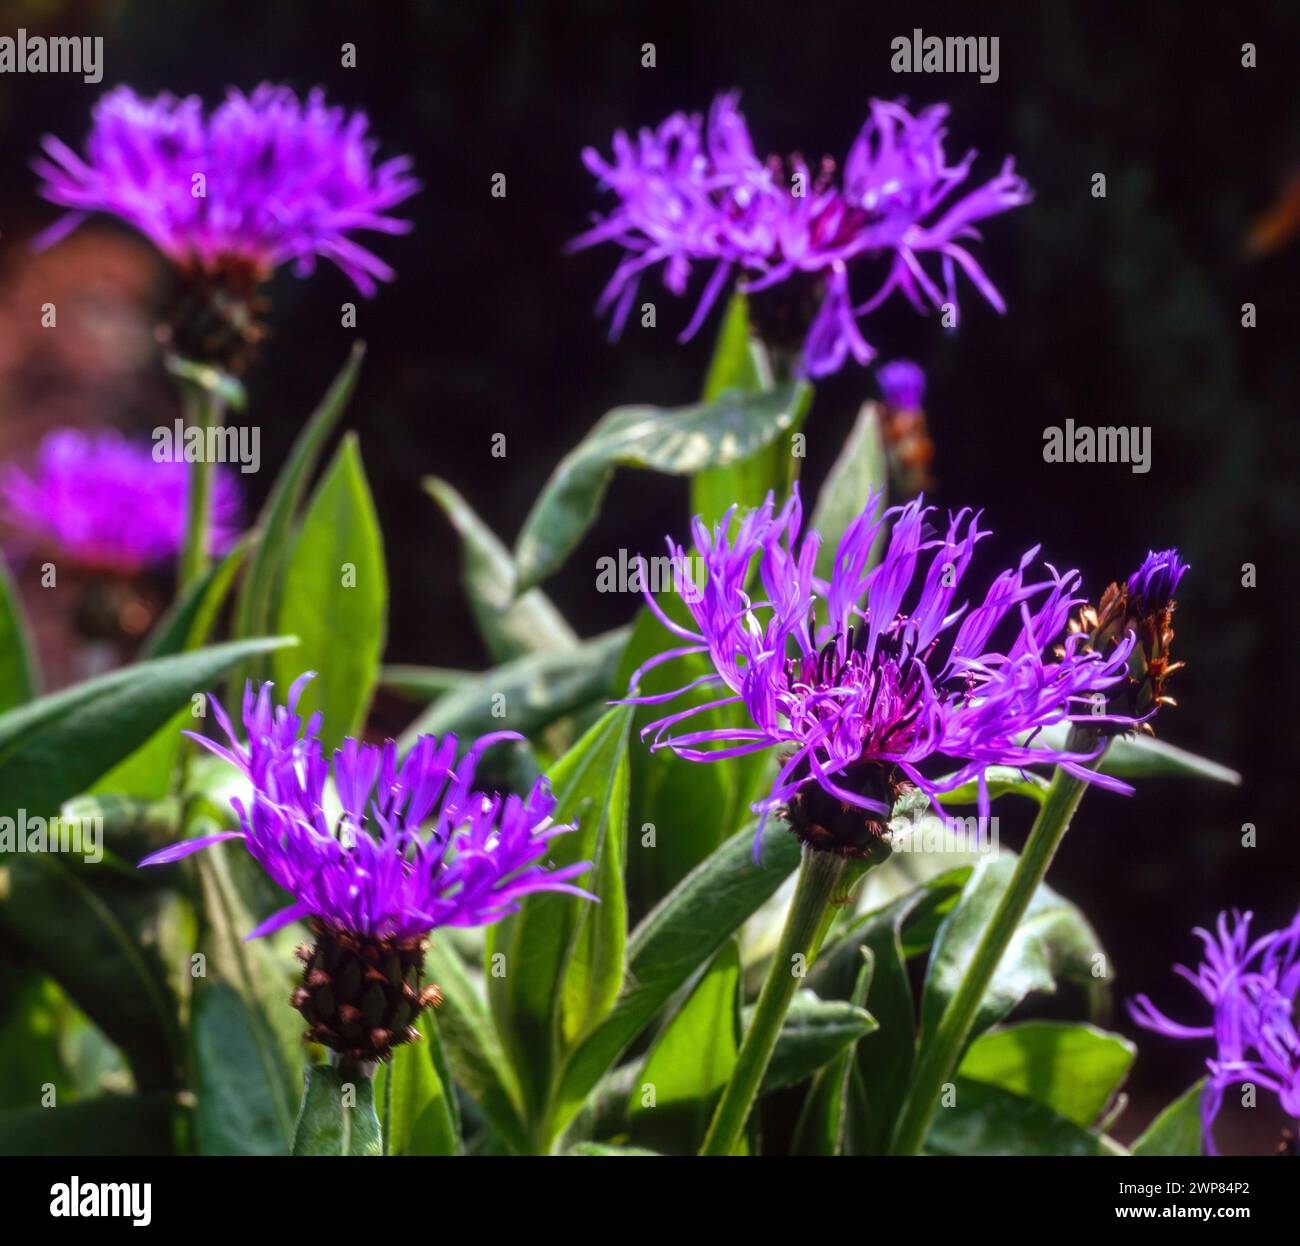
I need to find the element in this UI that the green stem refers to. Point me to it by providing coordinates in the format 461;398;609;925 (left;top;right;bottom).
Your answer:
889;726;1106;1155
699;846;847;1156
177;385;225;590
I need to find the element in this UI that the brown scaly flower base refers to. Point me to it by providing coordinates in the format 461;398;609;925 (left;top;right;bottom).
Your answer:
784;755;904;861
157;256;270;376
292;919;442;1065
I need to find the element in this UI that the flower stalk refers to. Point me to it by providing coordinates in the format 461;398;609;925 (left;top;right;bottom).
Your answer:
699;846;848;1156
177;381;225;589
888;723;1106;1155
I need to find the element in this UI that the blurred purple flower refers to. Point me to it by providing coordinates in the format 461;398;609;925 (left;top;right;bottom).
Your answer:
35;84;419;296
629;488;1136;856
141;673;593;941
1;427;240;575
1130;910;1300;1153
572;93;1030;378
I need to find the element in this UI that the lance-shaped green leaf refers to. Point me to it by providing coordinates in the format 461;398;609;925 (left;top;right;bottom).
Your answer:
924;1079;1126;1156
809;869;968;1152
759;993;877;1095
919;851;1107;1049
291;1065;382;1156
273;435;386;754
380;665;471;703
627;939;742;1154
232;343;364;684
397;628;628;750
485;705;632;1127
1131;1078;1205;1156
0;1093;177;1156
0;558;38;711
423;936;528;1153
424;476;578;662
552;818;801;1132
514;380;811;591
190;843;301;1155
569;1142;661;1155
0;635;293;822
0;851;182;1094
957;1021;1135;1127
98;534;256;800
1022;723;1240;785
932;766;1051;809
810;401;888;582
377;1015;460;1156
792;949;874;1156
690;293;803;527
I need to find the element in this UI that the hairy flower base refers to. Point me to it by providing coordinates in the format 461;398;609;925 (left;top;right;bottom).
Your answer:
292;919;442;1065
784;756;903;860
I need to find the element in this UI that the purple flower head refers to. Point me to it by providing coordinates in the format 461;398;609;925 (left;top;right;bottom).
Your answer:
1126;548;1190;610
877;359;926;410
1130;910;1300;1153
1;427;241;575
572;93;1030;378
141;673;593;942
36;84;419;296
628;488;1137;857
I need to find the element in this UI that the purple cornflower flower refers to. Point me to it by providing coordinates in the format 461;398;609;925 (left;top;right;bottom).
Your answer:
36;84;418;371
36;83;418;295
1;427;240;575
142;673;593;1063
629;488;1137;857
1130;910;1300;1154
142;672;593;941
572;93;1030;379
877;359;926;410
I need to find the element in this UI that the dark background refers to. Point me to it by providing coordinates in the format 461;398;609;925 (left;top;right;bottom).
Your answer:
0;0;1296;1147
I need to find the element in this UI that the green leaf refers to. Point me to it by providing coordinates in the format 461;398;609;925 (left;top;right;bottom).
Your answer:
791;949;874;1156
0;1093;176;1156
397;629;628;750
568;1142;660;1155
690;293;805;527
0;635;294;822
1131;1079;1206;1156
958;1021;1135;1127
1023;723;1240;786
810;401;888;582
760;993;877;1095
920;852;1107;1048
809;871;968;1152
924;1079;1126;1156
291;1065;382;1156
486;706;631;1130
0;852;182;1093
190;844;301;1155
514;381;812;590
273;435;386;753
423;936;528;1152
97;534;255;800
377;1015;460;1156
232;343;364;683
627;939;742;1154
552;818;801;1134
932;766;1051;809
424;477;578;662
142;532;255;661
0;558;38;711
379;665;471;703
